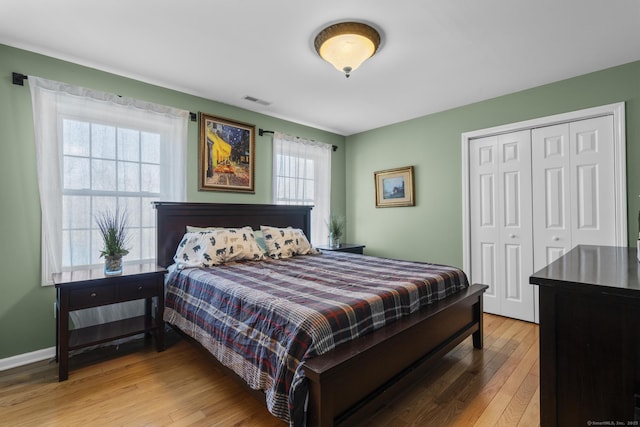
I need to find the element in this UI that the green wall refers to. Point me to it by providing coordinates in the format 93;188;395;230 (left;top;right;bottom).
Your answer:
2;41;639;361
346;60;640;268
0;44;346;359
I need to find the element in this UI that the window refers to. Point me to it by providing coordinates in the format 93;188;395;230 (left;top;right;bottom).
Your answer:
272;132;331;245
273;154;316;206
62;119;162;267
29;76;187;285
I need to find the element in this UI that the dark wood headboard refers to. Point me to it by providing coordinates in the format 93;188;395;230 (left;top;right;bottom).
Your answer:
153;202;313;267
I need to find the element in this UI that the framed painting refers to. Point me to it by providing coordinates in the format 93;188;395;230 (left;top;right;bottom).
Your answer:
199;113;255;193
374;166;415;207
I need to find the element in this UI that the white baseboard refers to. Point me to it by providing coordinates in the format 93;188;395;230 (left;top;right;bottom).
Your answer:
0;347;56;372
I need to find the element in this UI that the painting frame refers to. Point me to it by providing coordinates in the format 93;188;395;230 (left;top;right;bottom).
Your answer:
374;166;415;208
198;113;255;193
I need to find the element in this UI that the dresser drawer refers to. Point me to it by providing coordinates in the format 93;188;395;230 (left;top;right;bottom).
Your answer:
118;278;160;300
69;285;116;309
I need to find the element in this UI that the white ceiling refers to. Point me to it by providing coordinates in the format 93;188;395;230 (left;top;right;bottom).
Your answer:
1;1;639;136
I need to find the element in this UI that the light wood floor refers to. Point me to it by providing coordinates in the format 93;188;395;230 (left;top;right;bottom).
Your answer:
0;314;539;426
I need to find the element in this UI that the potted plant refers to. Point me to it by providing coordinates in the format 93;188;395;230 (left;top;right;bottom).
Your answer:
327;213;345;248
96;209;130;276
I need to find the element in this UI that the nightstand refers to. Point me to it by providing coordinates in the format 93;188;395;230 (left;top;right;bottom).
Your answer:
53;263;167;381
316;243;366;255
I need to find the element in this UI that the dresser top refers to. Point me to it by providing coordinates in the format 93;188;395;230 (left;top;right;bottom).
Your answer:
529;245;640;296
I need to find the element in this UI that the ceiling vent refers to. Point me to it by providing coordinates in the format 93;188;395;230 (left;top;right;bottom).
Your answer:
243;95;271;106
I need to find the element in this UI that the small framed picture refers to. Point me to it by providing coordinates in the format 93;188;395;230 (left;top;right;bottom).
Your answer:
374;166;415;208
199;113;255;193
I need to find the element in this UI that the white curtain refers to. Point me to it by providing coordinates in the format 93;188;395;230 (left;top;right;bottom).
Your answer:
272;132;331;245
29;76;187;336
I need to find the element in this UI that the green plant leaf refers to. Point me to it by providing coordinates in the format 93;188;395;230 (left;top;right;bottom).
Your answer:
95;209;131;258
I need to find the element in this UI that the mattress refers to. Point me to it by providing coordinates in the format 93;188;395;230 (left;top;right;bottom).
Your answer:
163;251;469;424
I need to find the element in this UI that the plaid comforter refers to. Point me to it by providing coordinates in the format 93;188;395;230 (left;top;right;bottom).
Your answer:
163;251;469;425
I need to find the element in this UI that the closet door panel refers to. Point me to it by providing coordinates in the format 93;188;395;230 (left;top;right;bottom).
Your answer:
470;136;501;315
544;167;566;229
498;131;534;322
570;116;616;246
532;124;573;272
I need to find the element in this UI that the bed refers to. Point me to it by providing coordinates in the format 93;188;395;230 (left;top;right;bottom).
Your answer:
154;202;487;427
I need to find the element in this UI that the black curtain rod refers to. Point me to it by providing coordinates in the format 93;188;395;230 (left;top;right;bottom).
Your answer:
12;72;27;86
11;71;197;122
258;128;338;152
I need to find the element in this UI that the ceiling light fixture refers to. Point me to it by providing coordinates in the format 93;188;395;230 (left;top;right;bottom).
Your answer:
314;21;381;78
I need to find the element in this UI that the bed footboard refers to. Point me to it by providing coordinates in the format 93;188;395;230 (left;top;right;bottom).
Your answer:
303;283;488;427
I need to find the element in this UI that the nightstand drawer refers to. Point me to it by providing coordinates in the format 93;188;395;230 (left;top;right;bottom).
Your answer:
69;285;115;309
118;279;159;300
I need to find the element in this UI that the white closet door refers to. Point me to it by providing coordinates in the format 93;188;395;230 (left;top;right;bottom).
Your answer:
470;131;534;321
532;124;573;272
463;103;626;325
497;131;534;321
532;115;616;272
570;116;616;247
470;136;500;315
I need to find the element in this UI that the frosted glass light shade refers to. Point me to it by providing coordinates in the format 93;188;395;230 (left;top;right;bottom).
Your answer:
314;22;381;78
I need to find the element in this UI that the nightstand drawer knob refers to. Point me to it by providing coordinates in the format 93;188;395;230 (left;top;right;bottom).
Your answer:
137;286;143;291
90;292;97;298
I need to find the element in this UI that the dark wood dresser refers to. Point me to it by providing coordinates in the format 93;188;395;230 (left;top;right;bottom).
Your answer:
530;245;640;426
